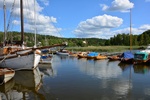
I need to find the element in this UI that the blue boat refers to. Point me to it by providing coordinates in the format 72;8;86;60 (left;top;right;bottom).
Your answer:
87;52;99;59
120;52;134;64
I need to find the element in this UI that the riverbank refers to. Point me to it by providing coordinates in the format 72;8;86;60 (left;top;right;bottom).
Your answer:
66;46;146;53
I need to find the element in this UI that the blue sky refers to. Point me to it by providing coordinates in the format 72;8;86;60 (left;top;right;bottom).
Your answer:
0;0;150;39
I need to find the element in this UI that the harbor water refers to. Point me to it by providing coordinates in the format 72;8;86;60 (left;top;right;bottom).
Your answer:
0;55;150;100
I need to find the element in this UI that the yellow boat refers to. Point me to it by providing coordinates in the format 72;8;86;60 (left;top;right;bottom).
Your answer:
94;54;107;60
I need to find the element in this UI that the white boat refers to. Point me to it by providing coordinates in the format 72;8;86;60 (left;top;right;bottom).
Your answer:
39;54;53;64
0;0;67;70
141;44;150;53
56;50;70;56
0;0;41;70
0;68;15;85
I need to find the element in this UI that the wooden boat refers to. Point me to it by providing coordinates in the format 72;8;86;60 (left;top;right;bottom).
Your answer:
78;52;88;58
120;52;134;64
56;50;70;56
108;55;121;61
69;52;78;57
0;68;15;85
87;52;99;59
94;54;107;60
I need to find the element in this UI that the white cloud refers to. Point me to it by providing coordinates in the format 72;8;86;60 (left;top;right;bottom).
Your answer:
40;0;49;6
0;0;61;37
110;24;150;38
74;14;123;38
74;15;150;39
101;0;134;12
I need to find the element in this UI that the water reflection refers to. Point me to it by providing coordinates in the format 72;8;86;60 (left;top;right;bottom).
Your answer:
0;68;45;100
38;64;56;77
118;62;132;71
78;59;122;79
133;64;150;74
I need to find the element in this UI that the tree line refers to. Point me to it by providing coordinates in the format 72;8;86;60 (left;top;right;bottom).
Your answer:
0;29;149;47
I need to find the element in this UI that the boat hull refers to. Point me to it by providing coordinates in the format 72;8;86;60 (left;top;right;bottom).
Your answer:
0;68;15;84
0;50;41;70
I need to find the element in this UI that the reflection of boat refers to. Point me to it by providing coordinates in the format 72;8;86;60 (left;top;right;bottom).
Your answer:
118;62;132;71
13;68;42;92
0;68;15;85
133;64;150;74
39;64;55;77
0;78;15;93
0;68;44;100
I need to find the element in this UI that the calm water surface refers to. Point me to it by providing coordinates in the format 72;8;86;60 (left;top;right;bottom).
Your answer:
1;55;150;100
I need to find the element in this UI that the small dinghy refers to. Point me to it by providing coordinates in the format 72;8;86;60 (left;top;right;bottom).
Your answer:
0;68;15;85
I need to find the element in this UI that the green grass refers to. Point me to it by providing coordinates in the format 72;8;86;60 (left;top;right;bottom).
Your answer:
66;46;146;53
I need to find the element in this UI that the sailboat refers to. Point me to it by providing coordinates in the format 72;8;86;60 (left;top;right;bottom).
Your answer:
0;0;67;70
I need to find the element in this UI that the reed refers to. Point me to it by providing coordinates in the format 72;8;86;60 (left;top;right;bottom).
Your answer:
66;46;145;52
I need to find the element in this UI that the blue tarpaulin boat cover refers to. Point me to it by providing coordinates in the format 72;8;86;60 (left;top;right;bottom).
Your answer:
41;49;49;53
121;52;134;59
87;52;99;57
41;55;48;59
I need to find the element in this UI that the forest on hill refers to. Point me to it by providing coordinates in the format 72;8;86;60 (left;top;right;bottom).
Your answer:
0;29;150;47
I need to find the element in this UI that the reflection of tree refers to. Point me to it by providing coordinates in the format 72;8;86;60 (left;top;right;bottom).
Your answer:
78;60;122;79
133;64;150;74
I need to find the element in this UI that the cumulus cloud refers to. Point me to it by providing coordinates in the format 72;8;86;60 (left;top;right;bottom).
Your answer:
74;14;123;38
74;15;150;39
110;24;150;38
100;0;134;12
0;0;61;37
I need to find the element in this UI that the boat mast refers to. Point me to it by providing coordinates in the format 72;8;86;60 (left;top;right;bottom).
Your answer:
130;9;132;51
34;0;37;47
3;0;6;45
20;0;24;45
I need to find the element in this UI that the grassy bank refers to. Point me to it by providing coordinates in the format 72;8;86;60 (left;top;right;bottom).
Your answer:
66;46;146;53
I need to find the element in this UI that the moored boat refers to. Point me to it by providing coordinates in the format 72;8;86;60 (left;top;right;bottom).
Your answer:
39;54;53;64
120;52;134;64
78;52;88;58
86;52;99;59
56;50;69;56
0;68;15;85
108;55;121;61
133;44;150;64
94;54;107;60
134;51;150;64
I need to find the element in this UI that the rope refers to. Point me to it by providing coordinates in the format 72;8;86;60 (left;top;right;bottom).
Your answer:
0;50;11;64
